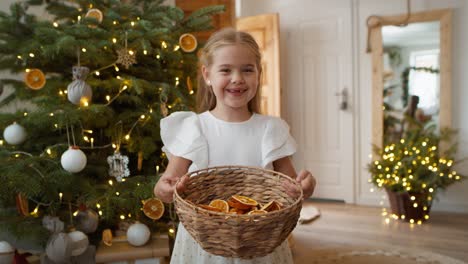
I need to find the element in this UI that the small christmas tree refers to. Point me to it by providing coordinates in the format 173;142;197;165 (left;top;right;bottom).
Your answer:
0;0;223;251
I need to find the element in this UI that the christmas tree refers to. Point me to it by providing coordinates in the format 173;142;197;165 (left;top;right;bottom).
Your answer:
0;0;223;253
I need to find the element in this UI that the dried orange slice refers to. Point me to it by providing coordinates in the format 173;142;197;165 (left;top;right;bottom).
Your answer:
85;8;103;23
102;229;113;246
247;209;268;215
228;195;258;210
261;200;283;212
24;69;46;90
179;33;197;52
198;204;223;212
142;198;164;220
208;199;229;213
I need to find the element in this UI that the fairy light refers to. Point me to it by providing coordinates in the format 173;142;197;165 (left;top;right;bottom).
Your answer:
169;228;175;234
77;15;81;21
156;54;160;59
131;21;135;27
95;71;100;76
73;210;79;217
112;38;117;43
59;192;63;202
83;136;89;142
143;50;148;55
128;50;134;55
0;140;3;146
46;148;52;155
125;134;130;140
49;113;54;117
113;21;118;25
114;65;120;72
54;124;58;128
108;180;113;186
106;95;111;101
53;22;59;27
112;143;117;149
115;192;120;196
99;211;103;216
174;45;180;51
17;55;22;59
29;53;35;58
140;114;145;120
161;41;167;49
82;48;87;52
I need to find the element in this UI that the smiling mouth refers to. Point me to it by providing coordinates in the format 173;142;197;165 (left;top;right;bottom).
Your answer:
226;88;247;95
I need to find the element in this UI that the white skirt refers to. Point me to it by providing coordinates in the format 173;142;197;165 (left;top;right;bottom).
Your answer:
170;223;294;264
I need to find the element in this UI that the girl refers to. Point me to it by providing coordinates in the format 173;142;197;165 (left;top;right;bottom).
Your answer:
154;28;316;264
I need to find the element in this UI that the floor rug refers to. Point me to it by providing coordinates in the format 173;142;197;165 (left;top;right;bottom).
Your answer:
305;247;467;264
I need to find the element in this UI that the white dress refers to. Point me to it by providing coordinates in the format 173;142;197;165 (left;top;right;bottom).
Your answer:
160;111;297;264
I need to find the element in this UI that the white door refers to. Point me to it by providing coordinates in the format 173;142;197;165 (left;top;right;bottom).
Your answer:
282;0;355;202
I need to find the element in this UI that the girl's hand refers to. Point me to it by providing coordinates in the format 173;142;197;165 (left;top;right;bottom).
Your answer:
154;174;190;203
283;170;316;199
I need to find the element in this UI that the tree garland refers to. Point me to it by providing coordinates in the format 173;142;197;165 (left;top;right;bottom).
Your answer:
401;66;439;107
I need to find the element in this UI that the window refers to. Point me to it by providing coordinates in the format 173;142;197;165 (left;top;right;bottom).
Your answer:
408;49;439;115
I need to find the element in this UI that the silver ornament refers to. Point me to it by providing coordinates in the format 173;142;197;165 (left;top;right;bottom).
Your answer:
107;152;130;182
75;209;99;234
67;66;92;105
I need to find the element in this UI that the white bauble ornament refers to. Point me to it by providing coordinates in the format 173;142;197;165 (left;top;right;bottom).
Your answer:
61;146;87;173
68;230;89;256
46;233;72;263
42;215;65;234
67;66;92;105
126;222;150;246
3;122;27;145
0;241;14;264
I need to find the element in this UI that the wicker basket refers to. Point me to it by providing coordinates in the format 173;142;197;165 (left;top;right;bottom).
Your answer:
174;166;303;259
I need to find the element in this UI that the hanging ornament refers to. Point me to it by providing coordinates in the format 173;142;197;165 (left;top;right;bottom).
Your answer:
107;122;130;182
0;241;14;264
85;8;103;28
24;68;46;90
61;146;87;173
15;193;29;216
116;32;137;69
67;66;92;105
42;215;65;234
74;206;99;234
126;222;150;247
107;152;129;182
142;198;165;220
179;33;197;52
3;122;27;145
68;230;89;256
45;232;72;263
102;229;113;246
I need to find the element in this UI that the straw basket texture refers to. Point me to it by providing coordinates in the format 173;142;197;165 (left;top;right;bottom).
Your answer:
174;166;303;259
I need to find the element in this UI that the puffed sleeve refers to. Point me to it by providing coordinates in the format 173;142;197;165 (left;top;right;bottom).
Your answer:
160;111;208;170
261;117;297;168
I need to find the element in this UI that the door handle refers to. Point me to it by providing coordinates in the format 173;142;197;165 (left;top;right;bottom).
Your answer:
335;87;348;110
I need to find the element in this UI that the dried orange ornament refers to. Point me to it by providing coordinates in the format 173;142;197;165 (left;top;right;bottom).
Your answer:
24;68;46;90
102;229;113;246
179;33;197;52
142;198;165;220
208;199;229;213
85;8;103;23
227;195;258;210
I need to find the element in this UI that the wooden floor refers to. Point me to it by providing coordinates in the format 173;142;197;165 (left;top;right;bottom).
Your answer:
291;201;468;263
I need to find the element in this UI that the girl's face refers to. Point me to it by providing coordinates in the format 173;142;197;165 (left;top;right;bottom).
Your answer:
202;44;259;112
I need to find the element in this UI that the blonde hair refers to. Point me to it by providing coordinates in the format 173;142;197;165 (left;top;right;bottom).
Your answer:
196;28;262;113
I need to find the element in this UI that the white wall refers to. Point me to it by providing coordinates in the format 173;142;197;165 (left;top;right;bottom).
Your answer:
239;0;468;213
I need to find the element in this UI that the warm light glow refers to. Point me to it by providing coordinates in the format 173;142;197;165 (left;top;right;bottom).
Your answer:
174;45;180;51
125;134;130;140
115;192;120;196
108;180;113;186
120;215;125;220
413;203;418;208
73;210;79;217
114;65;120;72
99;211;103;216
46;148;52;155
140;115;146;119
112;38;117;43
143;50;148;55
128;50;134;55
59;192;63;200
96;203;101;208
106;95;111;101
95;71;100;76
169;228;175;234
29;53;35;57
131;21;135;27
82;48;87;52
161;41;167;48
53;22;59;27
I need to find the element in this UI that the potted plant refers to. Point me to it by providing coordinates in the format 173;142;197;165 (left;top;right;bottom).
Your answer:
368;125;466;223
